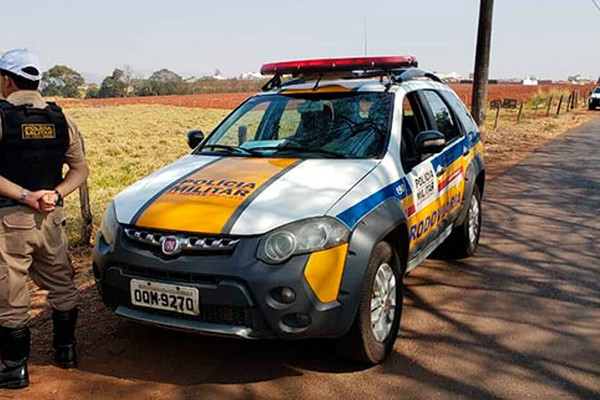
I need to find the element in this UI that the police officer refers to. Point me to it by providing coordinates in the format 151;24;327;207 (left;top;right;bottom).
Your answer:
0;49;89;389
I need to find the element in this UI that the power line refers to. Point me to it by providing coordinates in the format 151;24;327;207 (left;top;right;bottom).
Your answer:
591;0;600;14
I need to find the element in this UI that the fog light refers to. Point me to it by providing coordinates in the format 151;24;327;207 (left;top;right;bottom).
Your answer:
282;313;311;329
270;287;296;304
281;288;296;303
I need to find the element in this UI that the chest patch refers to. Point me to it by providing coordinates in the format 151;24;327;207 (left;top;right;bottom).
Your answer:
21;124;56;140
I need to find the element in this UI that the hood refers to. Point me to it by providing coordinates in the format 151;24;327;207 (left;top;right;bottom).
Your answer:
114;155;378;235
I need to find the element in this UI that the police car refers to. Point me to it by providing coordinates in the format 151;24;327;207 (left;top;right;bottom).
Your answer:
589;87;600;110
93;56;485;365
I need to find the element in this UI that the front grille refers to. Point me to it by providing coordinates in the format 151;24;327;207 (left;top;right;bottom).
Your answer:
124;227;240;253
123;265;219;285
107;266;269;333
113;288;266;330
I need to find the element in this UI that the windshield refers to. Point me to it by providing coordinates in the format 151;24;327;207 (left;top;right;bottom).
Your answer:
595;88;600;94
196;92;393;159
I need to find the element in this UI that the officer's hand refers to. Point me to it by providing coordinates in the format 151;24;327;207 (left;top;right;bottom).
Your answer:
39;191;58;213
24;190;47;211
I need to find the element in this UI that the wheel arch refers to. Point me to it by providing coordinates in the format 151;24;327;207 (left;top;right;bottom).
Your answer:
335;198;409;336
456;153;485;225
475;168;486;197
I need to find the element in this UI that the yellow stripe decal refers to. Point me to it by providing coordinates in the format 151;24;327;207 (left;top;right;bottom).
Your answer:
135;157;299;234
304;244;349;304
406;146;475;249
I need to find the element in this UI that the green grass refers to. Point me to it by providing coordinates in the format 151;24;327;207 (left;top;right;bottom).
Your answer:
63;105;229;243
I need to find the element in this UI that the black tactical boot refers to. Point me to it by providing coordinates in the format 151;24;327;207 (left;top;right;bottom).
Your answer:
0;326;30;390
52;308;78;369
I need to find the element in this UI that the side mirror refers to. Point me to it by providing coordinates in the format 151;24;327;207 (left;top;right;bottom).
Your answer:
187;130;204;149
415;130;446;154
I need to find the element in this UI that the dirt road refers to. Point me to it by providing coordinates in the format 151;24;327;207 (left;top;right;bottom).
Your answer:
3;119;599;400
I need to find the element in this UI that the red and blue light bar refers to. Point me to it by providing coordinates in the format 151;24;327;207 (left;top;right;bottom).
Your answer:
260;56;419;76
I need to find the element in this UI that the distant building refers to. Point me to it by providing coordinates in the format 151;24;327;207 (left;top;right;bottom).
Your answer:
567;74;594;85
522;77;539;86
435;71;463;83
237;71;264;80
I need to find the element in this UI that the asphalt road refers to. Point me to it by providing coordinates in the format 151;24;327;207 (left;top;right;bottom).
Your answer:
4;119;600;400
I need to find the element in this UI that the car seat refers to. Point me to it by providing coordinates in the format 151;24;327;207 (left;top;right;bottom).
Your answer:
292;104;333;147
401;115;420;170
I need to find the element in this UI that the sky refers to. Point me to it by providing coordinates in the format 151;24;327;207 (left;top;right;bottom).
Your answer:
0;0;598;83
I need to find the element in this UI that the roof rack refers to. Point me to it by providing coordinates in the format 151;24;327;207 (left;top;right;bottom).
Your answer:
392;68;443;83
349;68;443;83
261;69;444;92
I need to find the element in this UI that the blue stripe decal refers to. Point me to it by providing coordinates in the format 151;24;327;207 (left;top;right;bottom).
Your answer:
337;177;411;228
444;138;466;165
337;133;480;229
433;135;472;171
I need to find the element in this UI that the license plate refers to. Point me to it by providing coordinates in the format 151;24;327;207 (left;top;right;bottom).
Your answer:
130;279;200;316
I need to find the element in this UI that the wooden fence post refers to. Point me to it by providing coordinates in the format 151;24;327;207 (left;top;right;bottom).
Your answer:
78;134;93;245
493;102;501;130
556;95;564;116
566;93;572;113
546;96;553;117
534;103;539;118
516;101;524;122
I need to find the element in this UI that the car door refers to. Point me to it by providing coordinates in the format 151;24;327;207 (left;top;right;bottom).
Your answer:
418;90;467;230
399;92;443;260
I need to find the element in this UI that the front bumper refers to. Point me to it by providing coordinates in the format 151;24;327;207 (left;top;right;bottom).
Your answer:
93;227;352;339
589;98;600;107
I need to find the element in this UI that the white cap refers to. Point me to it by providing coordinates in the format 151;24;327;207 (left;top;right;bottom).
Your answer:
0;49;42;82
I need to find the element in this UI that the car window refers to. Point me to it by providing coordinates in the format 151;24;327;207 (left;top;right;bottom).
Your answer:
441;91;477;134
400;94;426;172
420;90;461;142
201;93;393;159
218;102;267;146
276;99;303;139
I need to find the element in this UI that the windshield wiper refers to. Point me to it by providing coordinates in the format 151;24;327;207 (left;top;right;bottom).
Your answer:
251;145;348;159
197;144;262;156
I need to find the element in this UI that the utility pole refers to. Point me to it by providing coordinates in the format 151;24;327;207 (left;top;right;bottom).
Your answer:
471;0;495;130
364;16;368;56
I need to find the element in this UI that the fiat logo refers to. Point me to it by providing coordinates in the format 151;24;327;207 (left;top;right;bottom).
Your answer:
161;236;181;256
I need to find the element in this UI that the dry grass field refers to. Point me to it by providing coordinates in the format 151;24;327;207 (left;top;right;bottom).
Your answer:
60;104;597;244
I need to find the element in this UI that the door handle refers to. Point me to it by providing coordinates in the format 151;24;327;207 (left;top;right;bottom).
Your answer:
436;165;446;177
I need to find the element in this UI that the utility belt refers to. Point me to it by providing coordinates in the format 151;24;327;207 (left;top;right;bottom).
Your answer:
0;197;20;208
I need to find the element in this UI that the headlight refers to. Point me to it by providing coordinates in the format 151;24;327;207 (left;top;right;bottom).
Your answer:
257;217;350;264
100;202;119;245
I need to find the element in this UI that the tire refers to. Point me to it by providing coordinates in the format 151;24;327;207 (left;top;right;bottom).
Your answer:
438;185;482;259
336;241;403;365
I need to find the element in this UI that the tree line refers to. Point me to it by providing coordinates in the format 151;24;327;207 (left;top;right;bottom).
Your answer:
40;65;266;99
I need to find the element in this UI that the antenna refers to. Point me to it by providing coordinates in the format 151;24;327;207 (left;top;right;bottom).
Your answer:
363;16;368;56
